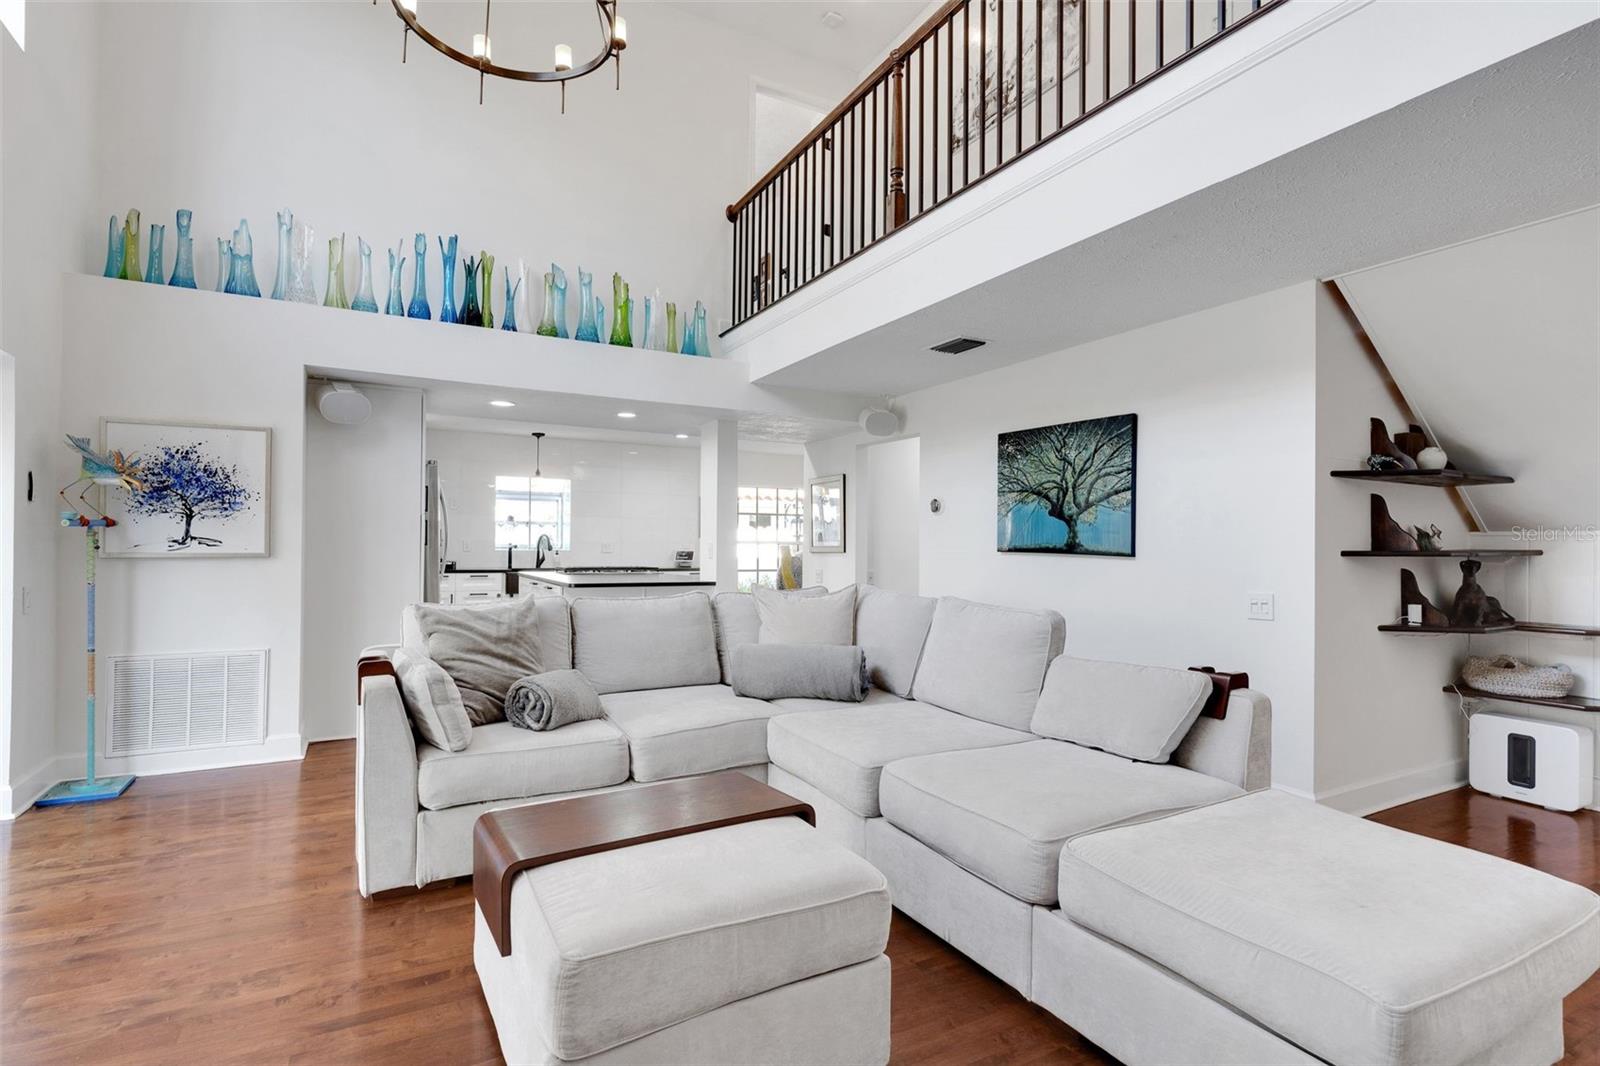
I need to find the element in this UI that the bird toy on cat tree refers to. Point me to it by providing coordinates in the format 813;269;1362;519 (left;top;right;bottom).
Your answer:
36;435;145;806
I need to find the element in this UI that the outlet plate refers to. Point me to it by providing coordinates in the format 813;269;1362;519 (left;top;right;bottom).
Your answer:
1247;593;1276;621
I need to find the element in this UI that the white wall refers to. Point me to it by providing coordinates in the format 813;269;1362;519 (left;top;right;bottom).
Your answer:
91;1;857;345
1;2;98;813
864;436;920;594
302;384;423;742
739;449;804;490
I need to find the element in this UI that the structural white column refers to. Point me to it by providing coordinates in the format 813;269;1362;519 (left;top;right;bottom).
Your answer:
699;419;738;592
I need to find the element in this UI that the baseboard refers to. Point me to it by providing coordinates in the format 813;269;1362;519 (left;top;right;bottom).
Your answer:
1314;758;1468;817
2;734;305;819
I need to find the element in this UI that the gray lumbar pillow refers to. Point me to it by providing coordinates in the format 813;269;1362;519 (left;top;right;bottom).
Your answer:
754;584;856;645
403;595;542;725
505;669;604;731
1030;656;1210;763
390;648;473;752
730;643;868;702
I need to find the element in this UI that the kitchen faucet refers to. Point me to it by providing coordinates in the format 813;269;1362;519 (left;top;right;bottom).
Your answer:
534;533;554;570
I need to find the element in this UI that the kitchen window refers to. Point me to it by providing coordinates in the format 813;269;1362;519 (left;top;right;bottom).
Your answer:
494;476;572;550
737;485;803;591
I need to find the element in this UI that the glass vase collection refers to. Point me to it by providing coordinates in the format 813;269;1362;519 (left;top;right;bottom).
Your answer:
94;210;718;355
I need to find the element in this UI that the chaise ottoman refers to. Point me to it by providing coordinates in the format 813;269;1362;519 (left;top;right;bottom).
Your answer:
473;816;892;1065
1035;789;1600;1066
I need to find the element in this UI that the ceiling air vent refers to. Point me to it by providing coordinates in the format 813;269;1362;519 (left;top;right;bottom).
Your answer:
930;337;986;355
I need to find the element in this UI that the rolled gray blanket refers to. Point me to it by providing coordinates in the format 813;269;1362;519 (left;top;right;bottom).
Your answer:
731;643;869;702
505;669;604;731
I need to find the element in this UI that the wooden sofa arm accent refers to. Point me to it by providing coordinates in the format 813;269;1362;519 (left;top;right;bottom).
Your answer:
357;655;398;701
1188;667;1249;720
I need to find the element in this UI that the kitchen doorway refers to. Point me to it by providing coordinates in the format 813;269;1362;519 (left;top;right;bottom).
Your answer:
862;436;920;595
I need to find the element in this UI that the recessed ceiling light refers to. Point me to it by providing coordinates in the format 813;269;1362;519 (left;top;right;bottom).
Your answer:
627;450;639;455
616;411;637;419
488;399;516;408
675;433;690;439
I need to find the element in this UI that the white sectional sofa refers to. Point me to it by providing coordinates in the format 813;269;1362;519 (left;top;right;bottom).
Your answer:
356;586;1597;1065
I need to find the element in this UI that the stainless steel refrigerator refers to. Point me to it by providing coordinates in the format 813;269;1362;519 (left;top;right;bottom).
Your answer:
423;459;449;602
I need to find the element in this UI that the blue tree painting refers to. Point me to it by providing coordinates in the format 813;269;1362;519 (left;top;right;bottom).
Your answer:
997;414;1137;556
124;442;255;551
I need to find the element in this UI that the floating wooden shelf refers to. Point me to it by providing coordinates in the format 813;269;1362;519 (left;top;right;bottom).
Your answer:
1341;549;1543;558
1514;622;1600;638
1329;470;1514;487
1378;623;1517;634
1445;684;1600;713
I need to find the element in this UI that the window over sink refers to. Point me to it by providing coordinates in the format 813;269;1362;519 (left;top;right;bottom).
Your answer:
494;476;572;550
737;485;803;591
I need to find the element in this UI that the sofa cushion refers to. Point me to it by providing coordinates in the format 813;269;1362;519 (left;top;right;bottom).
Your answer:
497;817;890;1060
571;593;720;694
854;584;937;697
402;595;543;725
1031;657;1210;763
415;720;629;810
532;595;573;671
911;597;1064;729
768;685;908;717
1059;789;1600;1066
879;739;1241;905
390;648;472;752
766;701;1033;817
755;584;856;645
712;589;825;685
731;643;868;702
600;684;778;781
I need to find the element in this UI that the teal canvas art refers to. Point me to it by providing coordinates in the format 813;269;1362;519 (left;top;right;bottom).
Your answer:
997;413;1136;557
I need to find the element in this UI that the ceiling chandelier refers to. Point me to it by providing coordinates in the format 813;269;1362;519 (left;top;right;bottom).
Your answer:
385;0;628;113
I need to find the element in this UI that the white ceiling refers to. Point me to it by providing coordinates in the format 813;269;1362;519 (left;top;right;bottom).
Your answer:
755;23;1600;397
660;0;931;75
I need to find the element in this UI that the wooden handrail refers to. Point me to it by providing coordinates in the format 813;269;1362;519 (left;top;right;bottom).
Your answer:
726;0;966;220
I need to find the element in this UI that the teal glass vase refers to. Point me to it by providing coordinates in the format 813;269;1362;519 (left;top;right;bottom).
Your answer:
536;271;557;336
609;273;633;347
323;234;348;309
501;265;521;331
460;255;483;326
352;238;379;312
224;219;261;297
480;251;495;328
438;235;459;324
595;298;605;341
102;215;124;278
271;209;292;300
118;210;142;282
575;269;599;342
144;223;166;285
168;209;197;289
692;302;710;357
407;233;431;319
215;237;231;291
386;240;406;315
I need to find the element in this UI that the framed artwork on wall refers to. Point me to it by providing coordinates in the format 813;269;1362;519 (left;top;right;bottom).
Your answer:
100;418;271;558
997;413;1136;557
809;474;846;554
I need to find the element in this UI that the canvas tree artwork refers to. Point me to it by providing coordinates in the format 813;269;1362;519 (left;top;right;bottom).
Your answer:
100;420;270;557
997;413;1136;556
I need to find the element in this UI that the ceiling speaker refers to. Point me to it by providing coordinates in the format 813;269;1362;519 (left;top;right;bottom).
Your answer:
316;382;372;425
859;407;900;437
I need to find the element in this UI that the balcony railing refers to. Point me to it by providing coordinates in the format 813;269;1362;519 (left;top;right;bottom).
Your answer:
726;0;1285;328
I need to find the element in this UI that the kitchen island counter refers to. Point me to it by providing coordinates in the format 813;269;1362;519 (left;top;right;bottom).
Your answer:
519;570;714;598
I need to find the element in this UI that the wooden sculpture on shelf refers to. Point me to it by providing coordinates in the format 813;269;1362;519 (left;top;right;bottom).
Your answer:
1370;494;1420;551
1399;568;1451;628
1451;559;1516;629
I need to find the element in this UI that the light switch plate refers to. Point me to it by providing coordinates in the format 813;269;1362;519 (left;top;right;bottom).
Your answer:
601;542;616;554
1247;593;1276;622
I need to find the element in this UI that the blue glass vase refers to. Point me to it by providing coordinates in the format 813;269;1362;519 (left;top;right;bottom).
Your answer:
144;223;166;285
575;269;599;342
594;298;605;341
501;266;520;331
438;235;459;324
692;302;710;357
271;209;292;300
168;209;197;289
352;238;379;312
407;233;431;319
460;255;482;326
215;238;231;292
223;219;261;297
102;215;124;278
386;240;406;315
323;234;348;309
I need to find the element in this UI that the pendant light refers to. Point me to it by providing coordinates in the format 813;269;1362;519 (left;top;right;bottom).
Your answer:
532;431;545;477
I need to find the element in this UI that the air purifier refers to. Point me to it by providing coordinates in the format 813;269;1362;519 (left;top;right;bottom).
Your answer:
1468;712;1593;811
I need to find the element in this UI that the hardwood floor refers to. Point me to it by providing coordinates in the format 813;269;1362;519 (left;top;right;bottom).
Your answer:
0;742;1594;1065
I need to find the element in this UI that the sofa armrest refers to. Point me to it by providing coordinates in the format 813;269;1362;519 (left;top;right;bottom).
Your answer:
1171;689;1271;792
356;663;419;896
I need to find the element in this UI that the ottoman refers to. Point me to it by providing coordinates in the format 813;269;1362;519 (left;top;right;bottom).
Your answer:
1038;789;1600;1066
473;816;892;1065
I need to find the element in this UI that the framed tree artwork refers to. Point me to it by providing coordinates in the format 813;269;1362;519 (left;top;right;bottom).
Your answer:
100;419;271;558
809;474;846;553
997;413;1136;557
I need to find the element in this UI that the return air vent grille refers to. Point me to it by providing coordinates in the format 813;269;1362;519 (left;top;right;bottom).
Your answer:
108;651;267;756
930;337;986;355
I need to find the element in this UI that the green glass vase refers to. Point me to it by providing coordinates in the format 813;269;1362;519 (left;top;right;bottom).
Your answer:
609;273;633;347
323;235;349;309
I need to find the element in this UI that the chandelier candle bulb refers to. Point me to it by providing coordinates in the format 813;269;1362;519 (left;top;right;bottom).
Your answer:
613;16;626;48
554;43;573;71
472;33;491;61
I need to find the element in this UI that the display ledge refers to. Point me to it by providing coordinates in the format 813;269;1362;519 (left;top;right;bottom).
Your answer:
1379;621;1600;637
1445;684;1600;713
1340;549;1542;558
1328;470;1514;487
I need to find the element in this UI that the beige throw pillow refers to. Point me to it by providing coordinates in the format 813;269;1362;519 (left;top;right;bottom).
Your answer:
390;648;473;752
754;584;856;645
404;595;542;725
